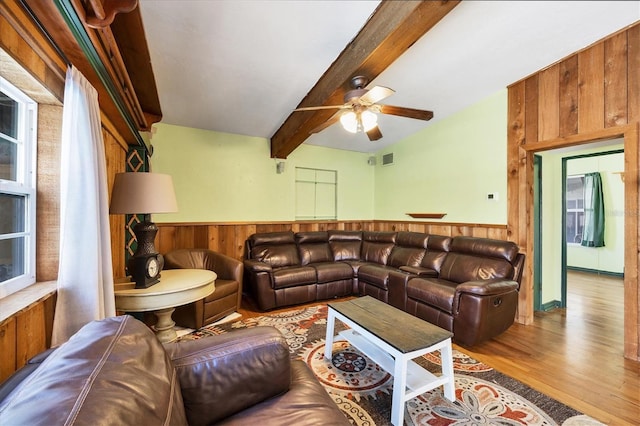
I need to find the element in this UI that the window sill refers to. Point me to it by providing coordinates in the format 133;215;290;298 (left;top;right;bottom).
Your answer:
0;281;57;324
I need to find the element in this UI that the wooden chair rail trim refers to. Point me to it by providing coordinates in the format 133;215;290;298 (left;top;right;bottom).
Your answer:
0;281;57;325
155;220;508;229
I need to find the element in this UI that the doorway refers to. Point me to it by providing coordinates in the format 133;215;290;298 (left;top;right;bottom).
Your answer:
533;142;625;311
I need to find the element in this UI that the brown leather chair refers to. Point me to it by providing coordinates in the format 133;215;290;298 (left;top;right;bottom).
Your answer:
164;249;243;328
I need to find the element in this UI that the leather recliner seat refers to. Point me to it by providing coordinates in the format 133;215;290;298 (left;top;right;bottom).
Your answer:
0;315;349;425
164;248;243;329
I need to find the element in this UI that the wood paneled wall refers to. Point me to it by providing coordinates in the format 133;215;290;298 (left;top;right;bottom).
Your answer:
0;292;56;382
156;221;509;262
507;22;640;360
0;3;129;379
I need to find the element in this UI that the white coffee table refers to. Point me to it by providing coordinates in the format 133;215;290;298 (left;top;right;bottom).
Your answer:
325;296;455;426
114;269;216;342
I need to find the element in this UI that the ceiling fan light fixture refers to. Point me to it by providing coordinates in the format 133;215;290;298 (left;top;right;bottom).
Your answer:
340;111;358;133
361;109;377;132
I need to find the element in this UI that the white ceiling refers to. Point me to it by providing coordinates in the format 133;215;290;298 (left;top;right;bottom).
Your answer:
139;1;640;155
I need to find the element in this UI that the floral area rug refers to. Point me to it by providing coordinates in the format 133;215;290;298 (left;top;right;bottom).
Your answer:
177;304;603;426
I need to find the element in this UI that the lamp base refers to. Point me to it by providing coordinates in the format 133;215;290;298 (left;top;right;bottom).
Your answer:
127;220;164;288
131;220;159;257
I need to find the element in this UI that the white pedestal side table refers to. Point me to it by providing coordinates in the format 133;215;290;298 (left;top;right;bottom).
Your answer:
114;269;216;342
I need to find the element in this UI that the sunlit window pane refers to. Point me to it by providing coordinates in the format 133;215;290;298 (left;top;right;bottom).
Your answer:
0;135;17;181
0;194;25;233
0;91;18;138
0;237;25;283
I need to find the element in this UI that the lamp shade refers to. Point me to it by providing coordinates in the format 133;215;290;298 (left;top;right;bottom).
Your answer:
109;172;178;214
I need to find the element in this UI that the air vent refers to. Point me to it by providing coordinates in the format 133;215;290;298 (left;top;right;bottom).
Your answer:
382;152;394;166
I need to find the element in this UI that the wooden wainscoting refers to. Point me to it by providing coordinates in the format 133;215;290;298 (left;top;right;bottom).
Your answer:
155;220;510;262
507;22;639;359
0;291;56;382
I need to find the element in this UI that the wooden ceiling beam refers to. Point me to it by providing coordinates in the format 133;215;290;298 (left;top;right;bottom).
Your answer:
270;0;460;159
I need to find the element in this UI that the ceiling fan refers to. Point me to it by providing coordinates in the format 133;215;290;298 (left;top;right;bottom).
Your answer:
294;76;433;141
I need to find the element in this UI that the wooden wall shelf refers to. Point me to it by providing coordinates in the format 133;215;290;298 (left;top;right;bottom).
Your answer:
406;213;447;219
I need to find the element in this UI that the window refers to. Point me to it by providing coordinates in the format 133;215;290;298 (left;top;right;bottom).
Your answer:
0;76;37;298
295;167;337;220
565;175;584;244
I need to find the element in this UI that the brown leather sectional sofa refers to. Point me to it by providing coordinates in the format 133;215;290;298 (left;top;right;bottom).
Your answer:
0;316;349;425
244;230;525;346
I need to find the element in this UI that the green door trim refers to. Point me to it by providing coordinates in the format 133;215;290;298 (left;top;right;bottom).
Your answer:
533;155;542;311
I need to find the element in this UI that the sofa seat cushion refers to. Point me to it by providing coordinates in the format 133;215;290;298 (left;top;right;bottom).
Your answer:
218;360;350;425
0;316;188;425
272;266;317;289
406;278;458;313
357;264;399;289
311;262;353;283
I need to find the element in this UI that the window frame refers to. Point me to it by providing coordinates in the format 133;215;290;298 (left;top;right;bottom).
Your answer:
565;174;585;245
0;76;38;298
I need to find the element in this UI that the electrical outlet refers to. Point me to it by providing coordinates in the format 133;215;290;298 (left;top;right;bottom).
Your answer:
487;192;499;201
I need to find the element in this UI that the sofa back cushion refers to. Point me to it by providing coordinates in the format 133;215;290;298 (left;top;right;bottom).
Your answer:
388;231;428;267
249;231;300;267
361;231;396;265
0;316;188;425
296;231;332;265
439;236;519;283
328;230;363;261
421;235;452;272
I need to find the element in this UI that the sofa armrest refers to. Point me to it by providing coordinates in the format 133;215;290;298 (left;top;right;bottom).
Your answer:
456;279;519;296
399;265;438;277
210;251;243;282
244;259;273;273
164;326;290;425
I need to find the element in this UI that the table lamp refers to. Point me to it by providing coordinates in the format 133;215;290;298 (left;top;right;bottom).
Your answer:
110;172;178;288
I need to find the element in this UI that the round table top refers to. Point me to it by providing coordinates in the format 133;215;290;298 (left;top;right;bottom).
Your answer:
114;269;216;312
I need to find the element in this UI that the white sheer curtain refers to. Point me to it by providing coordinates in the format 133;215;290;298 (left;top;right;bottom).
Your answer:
52;66;115;345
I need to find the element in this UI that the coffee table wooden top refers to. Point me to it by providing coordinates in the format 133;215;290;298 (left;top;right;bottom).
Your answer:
328;296;452;353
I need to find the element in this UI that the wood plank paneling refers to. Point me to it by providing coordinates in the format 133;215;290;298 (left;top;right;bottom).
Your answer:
507;81;525;250
523;76;538;144
538;64;560;140
559;55;579;137
577;43;605;133
628;24;640;123
0;317;17;382
16;302;46;367
604;32;628;127
508;22;640;360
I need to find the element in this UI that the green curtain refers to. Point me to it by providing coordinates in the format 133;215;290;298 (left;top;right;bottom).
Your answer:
581;172;605;247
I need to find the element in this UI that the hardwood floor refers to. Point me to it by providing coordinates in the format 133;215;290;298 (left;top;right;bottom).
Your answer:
238;271;639;425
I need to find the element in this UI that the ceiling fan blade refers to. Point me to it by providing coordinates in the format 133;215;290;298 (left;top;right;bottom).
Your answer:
379;105;434;121
310;111;342;134
366;125;383;141
359;86;394;105
294;105;347;112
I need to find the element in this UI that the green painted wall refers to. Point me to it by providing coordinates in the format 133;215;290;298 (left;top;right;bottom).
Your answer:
372;90;508;223
151;90;509;224
149;123;374;222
